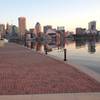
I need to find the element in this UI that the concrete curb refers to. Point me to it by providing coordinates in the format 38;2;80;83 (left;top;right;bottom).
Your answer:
46;54;100;83
0;93;100;100
67;61;100;83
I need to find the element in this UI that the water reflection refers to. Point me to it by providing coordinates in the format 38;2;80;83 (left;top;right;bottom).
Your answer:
75;39;86;48
25;36;100;74
74;37;100;54
88;39;96;54
26;36;100;54
35;42;42;51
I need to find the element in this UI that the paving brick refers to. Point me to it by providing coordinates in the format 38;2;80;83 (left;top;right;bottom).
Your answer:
0;43;100;95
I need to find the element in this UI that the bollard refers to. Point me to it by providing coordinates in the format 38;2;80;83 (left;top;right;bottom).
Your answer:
64;48;67;61
45;49;48;55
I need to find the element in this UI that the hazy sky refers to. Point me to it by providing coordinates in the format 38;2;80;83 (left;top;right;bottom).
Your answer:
0;0;100;31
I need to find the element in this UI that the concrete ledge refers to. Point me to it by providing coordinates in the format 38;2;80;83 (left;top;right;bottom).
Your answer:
0;93;100;100
46;54;100;83
67;61;100;83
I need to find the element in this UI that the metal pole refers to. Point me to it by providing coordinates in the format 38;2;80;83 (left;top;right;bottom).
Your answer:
64;48;67;61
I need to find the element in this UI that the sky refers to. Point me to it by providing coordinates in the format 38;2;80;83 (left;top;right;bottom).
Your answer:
0;0;100;31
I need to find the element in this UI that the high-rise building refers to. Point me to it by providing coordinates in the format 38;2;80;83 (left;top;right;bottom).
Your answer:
43;25;52;33
0;24;5;38
35;22;41;36
88;21;96;30
18;17;26;36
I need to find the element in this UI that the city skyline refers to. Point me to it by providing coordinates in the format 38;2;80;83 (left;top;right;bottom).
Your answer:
0;0;100;31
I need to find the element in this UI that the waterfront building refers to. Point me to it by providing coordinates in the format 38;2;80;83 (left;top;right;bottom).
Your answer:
18;17;26;36
43;25;52;33
57;26;65;42
46;29;56;44
56;30;65;48
56;31;61;47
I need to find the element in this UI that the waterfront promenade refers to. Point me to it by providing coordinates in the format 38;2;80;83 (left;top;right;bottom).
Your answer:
0;43;100;99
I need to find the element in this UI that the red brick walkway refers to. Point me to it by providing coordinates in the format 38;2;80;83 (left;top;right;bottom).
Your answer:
0;43;100;95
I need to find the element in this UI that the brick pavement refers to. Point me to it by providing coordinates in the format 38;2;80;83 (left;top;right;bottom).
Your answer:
0;43;100;95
